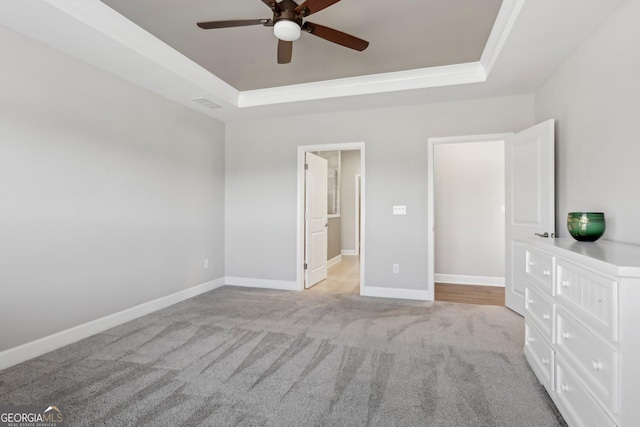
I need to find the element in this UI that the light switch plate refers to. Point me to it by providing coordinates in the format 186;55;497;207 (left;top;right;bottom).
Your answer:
393;206;407;215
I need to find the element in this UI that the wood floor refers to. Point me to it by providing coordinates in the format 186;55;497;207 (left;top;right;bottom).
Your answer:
308;256;505;307
435;283;505;306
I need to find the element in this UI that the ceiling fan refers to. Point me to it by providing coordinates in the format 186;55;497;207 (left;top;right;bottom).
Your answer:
196;0;369;64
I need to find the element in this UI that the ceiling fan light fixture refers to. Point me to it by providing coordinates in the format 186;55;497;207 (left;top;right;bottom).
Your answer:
274;20;301;41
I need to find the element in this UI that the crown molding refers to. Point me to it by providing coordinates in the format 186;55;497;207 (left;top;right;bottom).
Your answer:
49;0;239;105
480;0;527;75
0;0;525;118
0;0;238;118
238;62;487;108
239;0;525;108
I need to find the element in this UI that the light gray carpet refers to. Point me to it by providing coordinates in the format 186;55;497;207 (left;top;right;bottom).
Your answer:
0;286;566;426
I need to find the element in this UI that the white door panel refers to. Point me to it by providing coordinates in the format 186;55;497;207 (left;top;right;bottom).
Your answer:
505;120;555;315
305;152;328;288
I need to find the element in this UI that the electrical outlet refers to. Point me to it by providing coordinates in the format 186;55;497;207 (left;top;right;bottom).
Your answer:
393;264;399;274
204;259;209;269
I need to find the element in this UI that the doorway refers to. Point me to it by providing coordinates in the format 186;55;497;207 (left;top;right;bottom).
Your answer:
427;133;512;302
296;142;365;295
433;139;507;304
427;121;555;314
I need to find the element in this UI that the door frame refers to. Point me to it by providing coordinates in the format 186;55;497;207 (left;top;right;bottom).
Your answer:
354;174;361;257
296;142;366;293
426;133;513;301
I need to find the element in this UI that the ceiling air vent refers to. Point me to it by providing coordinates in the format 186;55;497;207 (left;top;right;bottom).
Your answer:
191;97;221;109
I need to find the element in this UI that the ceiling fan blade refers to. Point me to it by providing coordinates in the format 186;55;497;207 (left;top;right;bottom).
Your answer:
261;0;281;12
278;40;293;64
302;22;369;51
295;0;340;16
197;19;270;29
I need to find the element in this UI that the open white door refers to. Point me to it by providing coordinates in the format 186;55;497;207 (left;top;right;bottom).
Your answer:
305;152;328;288
505;120;555;315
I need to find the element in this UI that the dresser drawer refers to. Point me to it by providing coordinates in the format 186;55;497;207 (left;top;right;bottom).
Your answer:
556;308;619;413
555;355;616;427
526;248;554;294
556;260;619;342
524;320;554;391
525;285;554;343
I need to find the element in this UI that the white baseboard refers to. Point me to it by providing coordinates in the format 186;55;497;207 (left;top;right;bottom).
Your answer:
327;255;342;268
341;250;357;256
362;286;432;301
0;277;226;371
225;276;298;291
435;274;505;287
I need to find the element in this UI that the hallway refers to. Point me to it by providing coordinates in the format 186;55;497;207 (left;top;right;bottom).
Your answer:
307;255;360;295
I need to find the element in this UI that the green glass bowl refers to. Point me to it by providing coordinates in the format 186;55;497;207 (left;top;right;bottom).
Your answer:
567;212;605;242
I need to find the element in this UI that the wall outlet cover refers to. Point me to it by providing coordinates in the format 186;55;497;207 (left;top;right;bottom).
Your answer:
393;206;407;215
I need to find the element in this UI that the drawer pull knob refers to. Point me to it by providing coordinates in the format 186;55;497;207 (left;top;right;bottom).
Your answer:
528;261;535;267
592;361;603;371
561;384;570;392
527;298;534;304
542;357;549;365
543;270;551;276
527;337;534;343
561;281;570;288
561;332;570;340
542;314;550;320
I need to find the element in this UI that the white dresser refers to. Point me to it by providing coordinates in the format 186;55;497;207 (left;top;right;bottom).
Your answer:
522;238;640;427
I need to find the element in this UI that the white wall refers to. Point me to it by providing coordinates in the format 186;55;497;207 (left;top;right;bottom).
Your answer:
536;0;640;245
434;141;505;281
0;26;226;352
340;150;361;253
225;95;534;292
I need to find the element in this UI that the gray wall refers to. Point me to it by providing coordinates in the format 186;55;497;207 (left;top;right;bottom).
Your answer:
225;95;534;290
327;217;342;260
536;0;640;245
434;141;505;278
340;150;361;252
0;26;226;352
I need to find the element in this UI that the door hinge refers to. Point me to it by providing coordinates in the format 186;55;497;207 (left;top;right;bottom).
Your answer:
304;163;309;170
304;263;308;270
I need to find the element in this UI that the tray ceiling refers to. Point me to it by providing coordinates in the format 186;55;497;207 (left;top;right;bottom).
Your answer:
99;0;503;91
0;0;625;121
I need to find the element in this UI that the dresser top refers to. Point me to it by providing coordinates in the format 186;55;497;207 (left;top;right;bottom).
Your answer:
528;238;640;277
